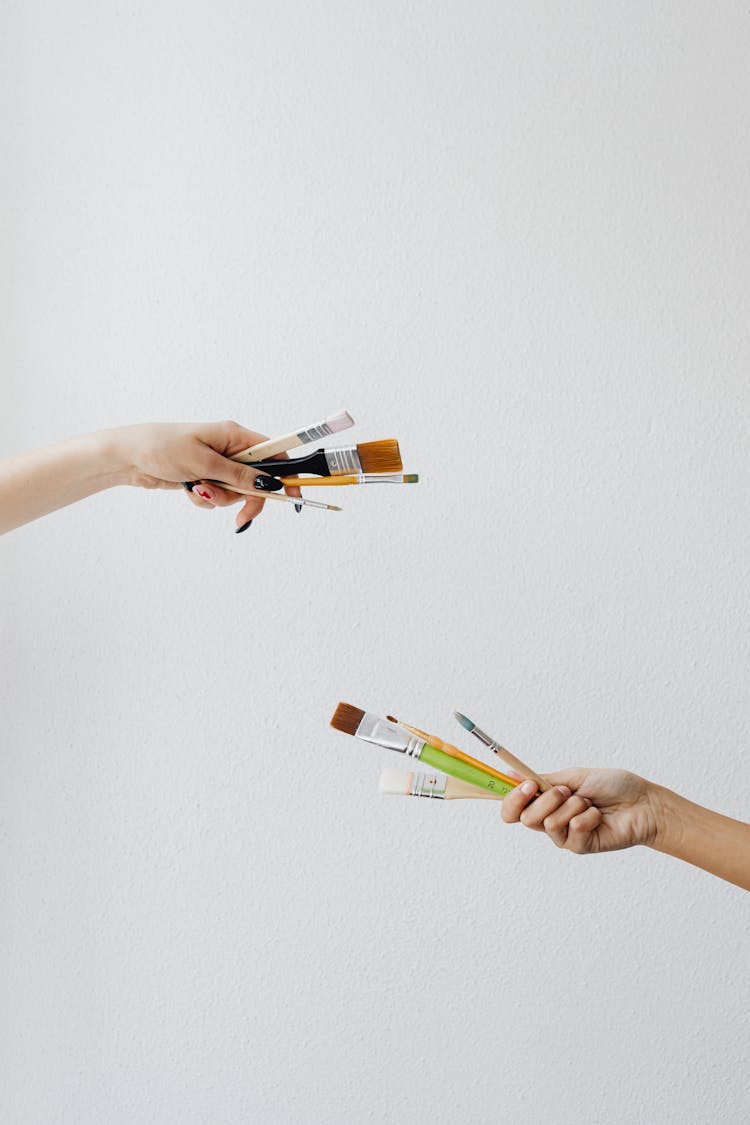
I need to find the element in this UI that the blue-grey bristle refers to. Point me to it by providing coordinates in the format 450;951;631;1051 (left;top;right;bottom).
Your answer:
453;710;475;731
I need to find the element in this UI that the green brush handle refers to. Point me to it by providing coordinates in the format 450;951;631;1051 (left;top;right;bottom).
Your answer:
419;744;516;796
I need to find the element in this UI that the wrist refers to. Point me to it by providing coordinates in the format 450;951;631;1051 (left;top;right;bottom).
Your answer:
644;782;680;854
647;783;703;859
89;427;139;487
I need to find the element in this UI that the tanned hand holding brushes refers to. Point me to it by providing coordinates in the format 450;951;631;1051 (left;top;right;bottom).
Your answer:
182;408;419;530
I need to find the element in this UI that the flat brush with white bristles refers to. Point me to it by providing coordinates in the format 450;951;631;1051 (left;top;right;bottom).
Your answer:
379;768;503;802
232;409;354;463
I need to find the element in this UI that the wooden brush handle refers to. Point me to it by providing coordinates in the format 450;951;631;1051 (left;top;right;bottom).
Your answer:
491;746;550;792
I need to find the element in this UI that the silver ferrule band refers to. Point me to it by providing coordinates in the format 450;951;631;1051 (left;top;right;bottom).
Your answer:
297;420;335;442
411;773;448;799
325;446;362;475
356;713;426;757
470;724;496;750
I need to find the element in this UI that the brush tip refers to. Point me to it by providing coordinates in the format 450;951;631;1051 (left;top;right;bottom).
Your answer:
330;701;365;736
326;410;355;434
356;439;402;474
379;768;412;796
403;473;419;483
385;715;398;724
453;710;475;731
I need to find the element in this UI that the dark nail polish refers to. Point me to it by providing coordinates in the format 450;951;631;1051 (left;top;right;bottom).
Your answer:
235;520;253;534
182;481;196;492
253;474;284;492
295;503;302;513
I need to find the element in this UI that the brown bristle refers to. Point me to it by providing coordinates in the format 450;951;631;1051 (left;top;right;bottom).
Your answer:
386;715;399;724
330;701;365;736
356;439;402;474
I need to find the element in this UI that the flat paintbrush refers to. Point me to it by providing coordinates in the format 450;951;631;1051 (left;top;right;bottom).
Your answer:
248;439;402;479
214;481;341;511
453;711;550;792
379;768;503;801
232;410;355;462
278;473;419;487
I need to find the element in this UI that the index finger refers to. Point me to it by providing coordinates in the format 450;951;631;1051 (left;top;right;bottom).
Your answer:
501;780;539;824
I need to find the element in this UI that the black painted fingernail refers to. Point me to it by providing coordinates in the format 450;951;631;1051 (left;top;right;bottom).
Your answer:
235;520;253;534
253;474;283;492
295;503;302;513
182;481;196;492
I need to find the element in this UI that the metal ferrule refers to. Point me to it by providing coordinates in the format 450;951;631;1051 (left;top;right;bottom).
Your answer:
297;419;337;442
324;446;362;475
410;773;448;799
469;723;497;751
359;474;405;484
355;713;426;757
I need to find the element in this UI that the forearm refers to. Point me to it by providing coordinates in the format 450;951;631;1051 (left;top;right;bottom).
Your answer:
0;430;129;534
650;784;750;891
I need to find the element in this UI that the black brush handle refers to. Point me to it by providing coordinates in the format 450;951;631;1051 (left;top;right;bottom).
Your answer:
246;448;331;478
181;475;284;493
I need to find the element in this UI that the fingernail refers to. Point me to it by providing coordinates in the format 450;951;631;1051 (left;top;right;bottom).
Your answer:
253;475;283;492
235;520;253;534
557;785;572;797
295;503;302;513
195;486;215;502
521;780;536;795
181;481;196;492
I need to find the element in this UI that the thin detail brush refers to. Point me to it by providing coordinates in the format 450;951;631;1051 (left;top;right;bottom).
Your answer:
379;768;503;801
215;482;342;511
232;410;354;462
386;716;520;790
330;703;516;797
249;440;402;479
453;711;550;792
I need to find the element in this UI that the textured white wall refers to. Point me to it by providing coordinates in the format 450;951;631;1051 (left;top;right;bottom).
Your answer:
2;3;749;1123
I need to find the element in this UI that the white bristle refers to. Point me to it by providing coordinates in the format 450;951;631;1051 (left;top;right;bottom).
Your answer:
378;768;412;796
326;409;355;433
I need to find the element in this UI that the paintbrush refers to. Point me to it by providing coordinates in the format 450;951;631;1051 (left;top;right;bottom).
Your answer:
232;410;354;462
386;715;520;789
453;711;550;792
278;473;419;487
330;703;516;797
248;440;402;479
214;481;341;511
379;768;503;801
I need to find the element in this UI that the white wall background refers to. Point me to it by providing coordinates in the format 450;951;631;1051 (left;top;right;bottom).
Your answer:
2;3;749;1123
